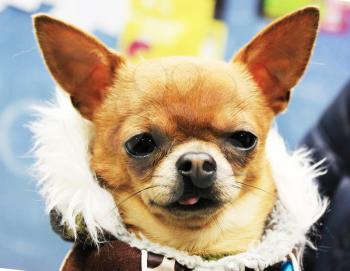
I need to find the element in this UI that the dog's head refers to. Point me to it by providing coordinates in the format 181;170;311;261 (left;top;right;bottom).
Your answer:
34;7;319;254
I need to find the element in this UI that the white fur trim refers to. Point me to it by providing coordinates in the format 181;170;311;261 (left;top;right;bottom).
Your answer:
30;90;119;242
30;88;328;270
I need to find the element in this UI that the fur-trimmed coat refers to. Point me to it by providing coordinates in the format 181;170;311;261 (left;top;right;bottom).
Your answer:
30;89;328;271
301;80;350;271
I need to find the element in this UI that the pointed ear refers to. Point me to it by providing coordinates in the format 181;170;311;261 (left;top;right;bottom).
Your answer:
33;14;125;120
233;7;319;114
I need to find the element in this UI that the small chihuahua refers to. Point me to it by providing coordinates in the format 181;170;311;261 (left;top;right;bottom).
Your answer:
34;7;319;258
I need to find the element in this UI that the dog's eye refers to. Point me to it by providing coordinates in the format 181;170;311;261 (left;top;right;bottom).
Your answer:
227;131;257;150
125;133;157;157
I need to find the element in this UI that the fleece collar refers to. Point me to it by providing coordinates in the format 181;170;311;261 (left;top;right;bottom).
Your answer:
30;88;328;271
137;249;300;271
60;238;299;271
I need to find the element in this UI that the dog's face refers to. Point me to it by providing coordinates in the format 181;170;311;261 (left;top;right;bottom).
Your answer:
34;7;319;255
94;58;272;221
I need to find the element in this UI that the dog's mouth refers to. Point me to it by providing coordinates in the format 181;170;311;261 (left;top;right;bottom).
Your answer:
148;179;225;215
165;194;220;213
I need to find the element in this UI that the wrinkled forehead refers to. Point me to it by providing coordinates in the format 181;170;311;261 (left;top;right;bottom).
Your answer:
131;57;240;97
122;58;267;135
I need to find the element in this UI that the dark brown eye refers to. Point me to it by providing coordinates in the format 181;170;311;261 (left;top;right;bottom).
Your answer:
227;131;257;150
125;133;157;157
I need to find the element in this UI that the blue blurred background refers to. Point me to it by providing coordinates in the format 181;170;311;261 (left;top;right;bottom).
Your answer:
0;1;349;270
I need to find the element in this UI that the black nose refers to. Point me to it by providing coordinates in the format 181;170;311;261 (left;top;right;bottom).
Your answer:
176;152;217;189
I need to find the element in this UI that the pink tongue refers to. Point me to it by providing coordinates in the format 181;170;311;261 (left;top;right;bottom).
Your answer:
178;197;199;205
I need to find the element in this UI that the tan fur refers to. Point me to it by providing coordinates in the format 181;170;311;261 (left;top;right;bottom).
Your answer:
34;7;319;257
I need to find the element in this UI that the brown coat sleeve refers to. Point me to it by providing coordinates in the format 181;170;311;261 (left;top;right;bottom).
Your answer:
61;239;141;271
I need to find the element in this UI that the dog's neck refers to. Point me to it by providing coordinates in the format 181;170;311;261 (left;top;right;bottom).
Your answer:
118;161;276;257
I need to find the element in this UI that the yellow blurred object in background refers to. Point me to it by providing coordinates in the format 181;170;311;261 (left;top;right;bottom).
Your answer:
118;0;227;61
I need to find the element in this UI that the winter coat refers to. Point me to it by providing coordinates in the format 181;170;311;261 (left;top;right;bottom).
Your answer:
30;89;327;271
301;80;350;271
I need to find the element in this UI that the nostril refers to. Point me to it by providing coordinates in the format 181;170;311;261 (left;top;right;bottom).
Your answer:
202;161;216;173
178;160;192;174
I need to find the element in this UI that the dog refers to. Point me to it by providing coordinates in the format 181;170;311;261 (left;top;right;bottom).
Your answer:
33;6;319;259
